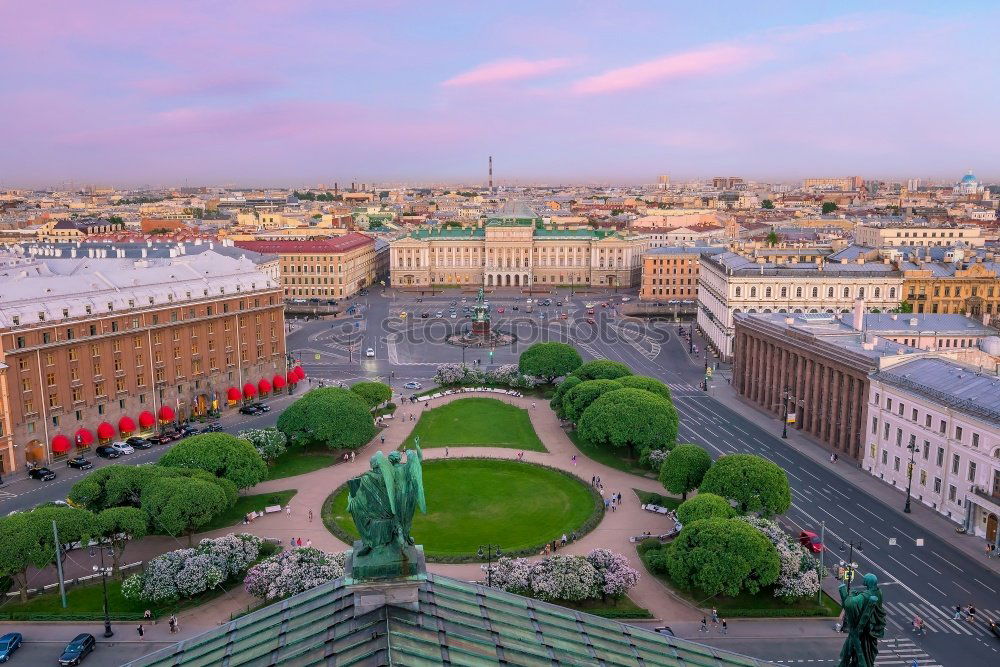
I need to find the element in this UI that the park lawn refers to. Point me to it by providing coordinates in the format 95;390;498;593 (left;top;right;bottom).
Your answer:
266;447;338;480
325;459;598;560
633;489;682;510
201;489;297;531
567;430;655;478
401;397;546;451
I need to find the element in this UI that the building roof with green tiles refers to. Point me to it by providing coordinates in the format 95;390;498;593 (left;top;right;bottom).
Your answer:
124;573;777;667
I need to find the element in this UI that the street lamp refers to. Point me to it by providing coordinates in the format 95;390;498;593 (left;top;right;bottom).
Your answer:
838;539;863;595
781;387;792;439
478;544;502;587
689;324;694;354
903;441;921;513
89;543;115;638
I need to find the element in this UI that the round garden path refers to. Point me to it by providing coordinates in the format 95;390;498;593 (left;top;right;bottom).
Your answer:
214;390;701;624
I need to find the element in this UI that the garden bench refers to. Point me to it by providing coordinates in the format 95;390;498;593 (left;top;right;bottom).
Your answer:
264;505;283;514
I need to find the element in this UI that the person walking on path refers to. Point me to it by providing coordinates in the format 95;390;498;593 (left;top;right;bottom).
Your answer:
721;619;727;635
137;624;145;640
169;616;177;634
286;505;292;517
308;509;313;523
571;454;577;466
445;447;449;457
381;435;385;445
953;605;963;620
700;617;708;633
591;475;596;486
710;608;718;625
306;539;312;548
143;609;152;624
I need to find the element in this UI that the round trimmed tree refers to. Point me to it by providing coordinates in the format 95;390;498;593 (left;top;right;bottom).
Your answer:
658;444;712;500
550;376;582;417
616;375;672;401
158;433;267;490
350;381;392;409
519;342;583;383
277;387;376;450
571;360;632;381
675;493;735;525
562;379;622;423
141;475;231;545
577;388;676;457
698;453;791;516
665;517;780;597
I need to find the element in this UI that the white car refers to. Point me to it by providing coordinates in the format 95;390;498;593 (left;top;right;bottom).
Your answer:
110;441;134;455
403;381;422;390
450;312;457;319
365;347;375;358
621;296;631;302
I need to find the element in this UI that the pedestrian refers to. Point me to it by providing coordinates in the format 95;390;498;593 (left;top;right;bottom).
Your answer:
306;539;312;548
596;476;601;486
286;505;292;517
591;475;596;486
137;624;144;640
297;537;303;547
173;616;180;634
290;537;297;547
168;616;177;634
571;454;577;466
987;543;995;559
308;509;314;523
700;617;708;632
531;402;536;409
381;435;385;445
144;609;153;623
445;447;449;457
561;533;567;545
721;619;727;635
611;502;616;513
968;604;976;624
953;605;962;620
711;608;718;625
351;451;356;462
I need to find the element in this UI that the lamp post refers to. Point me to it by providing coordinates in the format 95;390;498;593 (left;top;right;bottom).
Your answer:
781;387;791;439
89;543;115;638
689;324;694;354
903;441;920;513
478;544;502;587
839;539;863;595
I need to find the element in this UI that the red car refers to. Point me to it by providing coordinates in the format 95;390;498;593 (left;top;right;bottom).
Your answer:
799;530;824;553
497;307;505;313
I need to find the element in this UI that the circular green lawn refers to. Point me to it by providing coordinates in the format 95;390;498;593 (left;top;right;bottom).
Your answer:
323;458;600;561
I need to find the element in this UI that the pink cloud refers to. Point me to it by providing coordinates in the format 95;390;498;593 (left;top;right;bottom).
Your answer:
441;57;574;87
131;72;280;98
571;44;770;95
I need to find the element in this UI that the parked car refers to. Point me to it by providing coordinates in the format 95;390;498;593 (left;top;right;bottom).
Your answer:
125;436;152;450
403;381;422;390
110;441;134;455
497;307;505;313
560;312;568;319
239;405;262;415
66;456;93;470
450;312;457;319
366;347;375;357
178;424;199;437
511;305;518;311
587;308;595;315
798;530;824;553
95;446;121;459
420;312;429;318
28;466;56;481
621;296;631;302
58;633;95;666
199;423;223;434
250;402;271;413
146;435;168;446
0;632;22;662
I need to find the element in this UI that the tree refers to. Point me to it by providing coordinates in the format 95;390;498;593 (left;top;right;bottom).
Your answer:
658;444;713;500
893;300;913;314
821;201;839;214
675;493;735;525
698;454;791;515
550;376;582;417
616;375;671;402
766;230;779;246
577;388;678;457
0;506;96;601
518;342;583;382
68;464;152;511
141;475;231;545
562;379;623;423
277;387;375;450
571;360;632;381
665;518;780;597
96;507;148;578
159;434;267;490
761;199;774;209
236;427;288;464
350;381;392;409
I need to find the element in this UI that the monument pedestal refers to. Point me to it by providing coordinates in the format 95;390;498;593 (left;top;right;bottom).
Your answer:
345;541;427;617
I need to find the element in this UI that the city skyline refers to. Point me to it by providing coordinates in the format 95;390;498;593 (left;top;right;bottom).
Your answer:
2;1;999;186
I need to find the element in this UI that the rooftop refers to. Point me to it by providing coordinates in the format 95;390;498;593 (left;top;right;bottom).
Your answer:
863;313;997;336
233;232;375;254
874;357;1000;425
644;245;727;256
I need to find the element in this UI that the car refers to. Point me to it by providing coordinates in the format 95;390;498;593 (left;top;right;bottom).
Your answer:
110;441;134;455
0;632;23;662
415;297;422;302
198;423;223;434
561;312;568;319
526;298;532;304
450;300;457;306
403;381;422;390
621;296;631;302
66;456;93;470
497;307;505;313
511;305;518;311
798;530;824;553
652;626;675;637
461;297;467;303
125;436;152;449
366;347;376;358
95;446;121;459
601;301;609;308
450;312;457;319
586;317;595;324
420;312;429;318
435;311;443;318
250;402;271;412
28;466;56;481
555;301;562;306
58;633;95;666
146;435;168;446
239;405;262;415
587;307;595;315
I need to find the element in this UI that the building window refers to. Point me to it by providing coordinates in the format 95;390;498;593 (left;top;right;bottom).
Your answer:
936;447;944;466
872;417;878;434
883;422;890;440
925;414;931;428
972;432;980;448
922;441;930;460
911;408;917;421
968;461;976;482
939;419;947;434
893;456;900;472
951;454;960;474
933;477;941;493
948;485;956;502
881;450;888;465
886;398;892;410
954;426;963;441
896;428;902;446
919;470;926;486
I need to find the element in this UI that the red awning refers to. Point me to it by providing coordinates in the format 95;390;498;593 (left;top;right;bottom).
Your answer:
242;383;257;399
258;378;272;394
272;374;286;389
74;428;94;447
286;371;299;384
96;422;115;440
138;411;155;428
118;416;136;434
227;387;241;401
51;435;71;453
293;366;306;380
158;405;175;421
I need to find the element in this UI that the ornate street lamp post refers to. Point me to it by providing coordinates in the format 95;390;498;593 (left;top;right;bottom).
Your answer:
903;441;920;514
478;544;502;587
89;543;116;638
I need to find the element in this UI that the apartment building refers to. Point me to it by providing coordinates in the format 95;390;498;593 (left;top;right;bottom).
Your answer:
640;246;724;301
0;251;288;474
900;253;1000;316
855;221;985;248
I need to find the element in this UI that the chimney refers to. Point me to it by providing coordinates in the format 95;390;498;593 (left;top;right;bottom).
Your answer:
852;299;865;331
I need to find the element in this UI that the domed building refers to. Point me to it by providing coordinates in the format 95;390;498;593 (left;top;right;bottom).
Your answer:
955;170;982;195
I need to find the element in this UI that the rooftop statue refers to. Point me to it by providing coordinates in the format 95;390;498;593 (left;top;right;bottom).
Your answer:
837;573;885;667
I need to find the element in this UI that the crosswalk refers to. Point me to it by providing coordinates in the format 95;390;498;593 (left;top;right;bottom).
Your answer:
775;638;939;666
884;600;1000;638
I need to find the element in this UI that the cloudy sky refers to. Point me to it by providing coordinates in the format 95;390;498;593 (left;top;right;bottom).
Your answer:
1;1;997;187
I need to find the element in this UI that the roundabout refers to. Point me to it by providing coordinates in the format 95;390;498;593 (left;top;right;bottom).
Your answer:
322;458;602;562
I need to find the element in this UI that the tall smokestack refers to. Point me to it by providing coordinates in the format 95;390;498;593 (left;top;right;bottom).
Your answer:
488;156;493;193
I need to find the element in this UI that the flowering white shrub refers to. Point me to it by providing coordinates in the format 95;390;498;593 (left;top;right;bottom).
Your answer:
739;516;822;600
529;555;602;602
435;363;469;385
585;549;641;599
122;533;263;602
435;363;537;389
481;556;533;595
243;547;347;601
236;428;288;463
646;449;669;468
483;550;639;602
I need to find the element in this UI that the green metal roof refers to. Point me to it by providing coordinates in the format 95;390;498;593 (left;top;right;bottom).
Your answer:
409;227;486;239
124;573;776;666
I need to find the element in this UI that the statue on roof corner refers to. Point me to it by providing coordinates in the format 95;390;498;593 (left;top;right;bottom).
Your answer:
346;437;426;577
837;573;885;667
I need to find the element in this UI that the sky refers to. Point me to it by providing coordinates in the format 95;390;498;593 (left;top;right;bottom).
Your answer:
1;0;998;187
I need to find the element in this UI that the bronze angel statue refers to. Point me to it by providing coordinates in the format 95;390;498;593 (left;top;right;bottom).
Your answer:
838;573;886;667
347;437;426;558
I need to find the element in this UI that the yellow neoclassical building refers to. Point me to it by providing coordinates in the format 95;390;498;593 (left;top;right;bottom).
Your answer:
389;204;644;289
